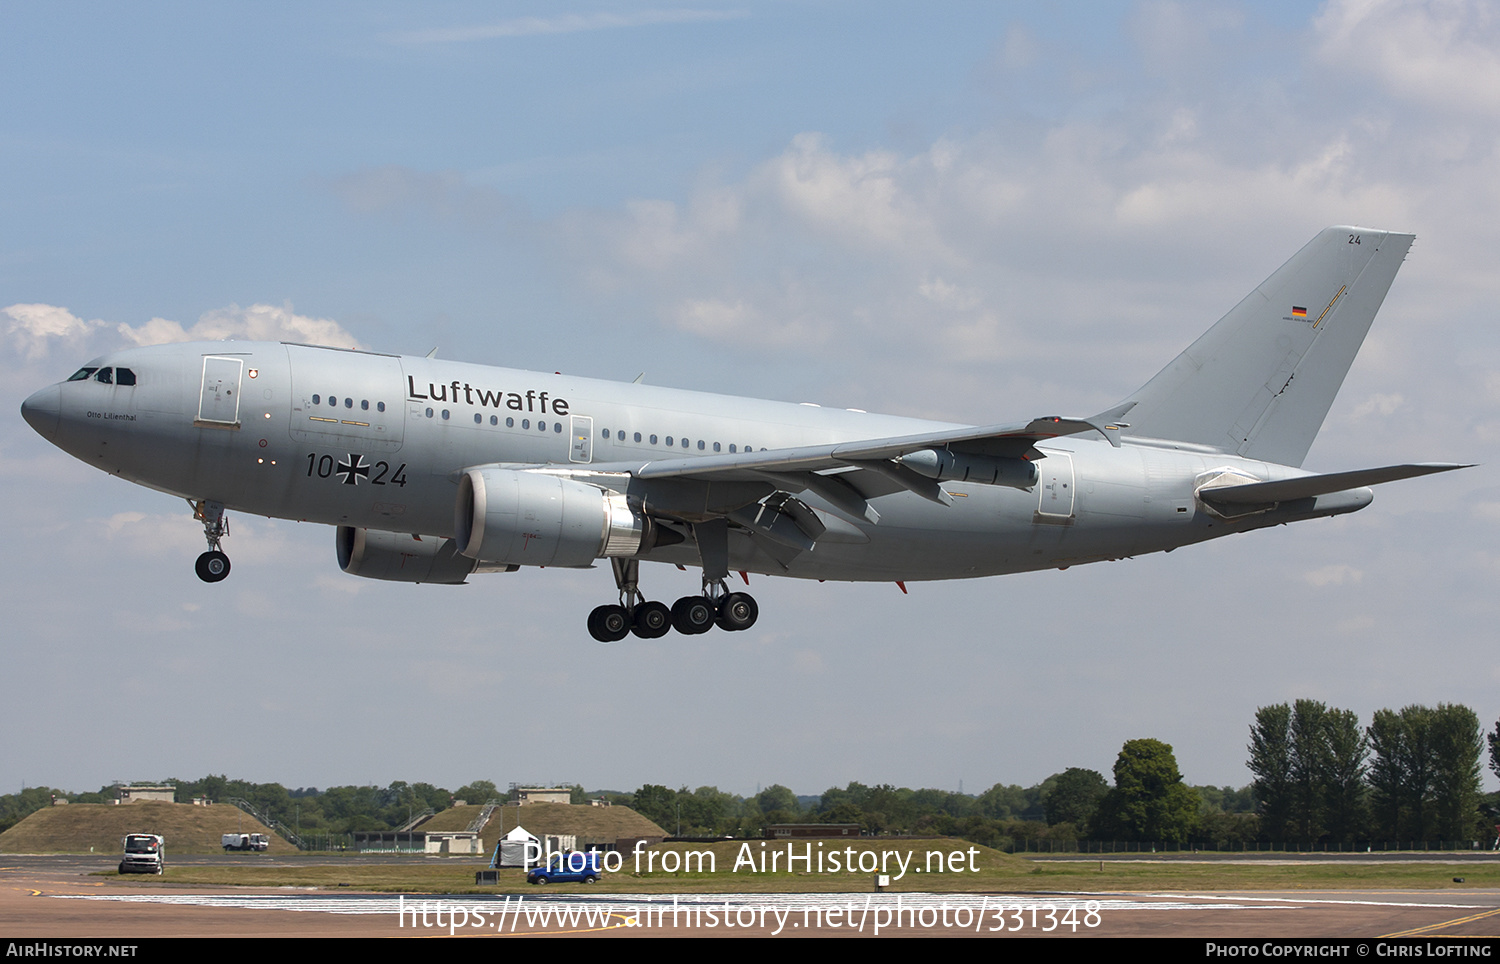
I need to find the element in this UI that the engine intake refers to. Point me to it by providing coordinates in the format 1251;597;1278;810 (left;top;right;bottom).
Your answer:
454;468;656;568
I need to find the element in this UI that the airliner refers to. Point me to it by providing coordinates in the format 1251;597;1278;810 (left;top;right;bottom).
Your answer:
21;226;1466;641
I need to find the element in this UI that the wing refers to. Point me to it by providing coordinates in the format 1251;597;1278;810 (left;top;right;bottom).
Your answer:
581;402;1136;525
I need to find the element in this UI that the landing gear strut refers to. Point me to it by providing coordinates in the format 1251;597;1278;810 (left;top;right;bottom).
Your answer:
191;499;231;583
585;522;759;642
587;558;674;643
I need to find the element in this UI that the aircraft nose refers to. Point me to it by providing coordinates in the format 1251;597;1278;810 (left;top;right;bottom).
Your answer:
21;384;61;442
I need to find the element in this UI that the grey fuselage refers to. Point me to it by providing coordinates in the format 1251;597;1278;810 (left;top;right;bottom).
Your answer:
23;339;1367;583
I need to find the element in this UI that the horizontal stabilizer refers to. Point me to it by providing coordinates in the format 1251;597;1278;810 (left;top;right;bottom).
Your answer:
1199;462;1470;505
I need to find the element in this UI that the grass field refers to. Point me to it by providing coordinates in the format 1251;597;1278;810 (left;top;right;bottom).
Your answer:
94;838;1500;895
2;803;285;855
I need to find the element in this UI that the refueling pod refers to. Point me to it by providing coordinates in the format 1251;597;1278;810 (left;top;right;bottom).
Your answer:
898;448;1039;488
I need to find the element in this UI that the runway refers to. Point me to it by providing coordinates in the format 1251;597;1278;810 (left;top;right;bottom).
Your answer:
5;856;1500;939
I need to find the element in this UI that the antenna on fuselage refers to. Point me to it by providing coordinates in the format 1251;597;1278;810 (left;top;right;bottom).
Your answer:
632;372;645;384
425;347;439;358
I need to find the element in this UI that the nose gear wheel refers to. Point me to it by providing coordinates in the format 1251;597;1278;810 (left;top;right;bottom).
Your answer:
190;499;232;584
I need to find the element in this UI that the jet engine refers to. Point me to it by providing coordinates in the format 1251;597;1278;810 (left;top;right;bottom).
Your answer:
454;467;661;568
336;526;514;584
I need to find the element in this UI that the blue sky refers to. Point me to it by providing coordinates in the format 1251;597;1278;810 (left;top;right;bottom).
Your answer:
3;1;1498;800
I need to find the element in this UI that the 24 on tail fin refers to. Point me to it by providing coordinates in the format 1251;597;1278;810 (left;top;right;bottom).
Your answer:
1121;226;1415;467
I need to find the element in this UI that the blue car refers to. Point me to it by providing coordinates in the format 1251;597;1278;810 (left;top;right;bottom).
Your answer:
527;851;604;885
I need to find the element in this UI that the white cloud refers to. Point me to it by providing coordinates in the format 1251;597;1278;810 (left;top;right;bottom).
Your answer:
3;304;108;362
3;302;360;369
1316;0;1500;117
918;276;981;312
1350;393;1405;418
1304;563;1365;587
562;120;1433;399
118;303;361;350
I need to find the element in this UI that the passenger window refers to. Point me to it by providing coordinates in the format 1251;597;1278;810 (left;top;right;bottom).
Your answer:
650;435;658;445
361;400;369;410
67;368;97;382
682;438;689;448
633;432;641;443
506;417;514;428
522;419;530;429
312;394;321;405
617;430;624;441
116;368;137;386
698;440;706;450
425;408;433;418
345;398;353;408
554;422;562;433
729;444;737;453
95;368;113;384
442;410;450;420
713;442;720;452
377;401;386;413
601;428;610;439
666;436;673;446
474;414;482;424
490;416;498;425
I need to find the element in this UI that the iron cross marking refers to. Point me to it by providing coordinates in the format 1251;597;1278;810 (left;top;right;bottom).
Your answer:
336;454;370;485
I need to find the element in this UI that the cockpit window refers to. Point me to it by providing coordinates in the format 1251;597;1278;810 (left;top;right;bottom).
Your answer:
116;368;137;386
67;368;98;382
94;368;113;384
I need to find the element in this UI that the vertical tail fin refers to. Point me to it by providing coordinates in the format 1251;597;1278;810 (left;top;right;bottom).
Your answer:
1122;226;1414;467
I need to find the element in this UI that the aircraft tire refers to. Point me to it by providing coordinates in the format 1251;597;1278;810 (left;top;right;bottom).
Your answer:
587;605;631;643
632;601;672;639
671;596;715;635
716;593;758;632
195;550;230;583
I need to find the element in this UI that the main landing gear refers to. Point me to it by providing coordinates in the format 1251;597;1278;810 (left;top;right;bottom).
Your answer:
191;499;231;583
587;554;759;643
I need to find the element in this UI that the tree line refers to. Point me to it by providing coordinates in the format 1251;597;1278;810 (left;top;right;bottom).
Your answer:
1249;700;1495;845
5;703;1498;848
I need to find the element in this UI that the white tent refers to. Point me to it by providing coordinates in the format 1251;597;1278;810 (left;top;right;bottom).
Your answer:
494;825;538;868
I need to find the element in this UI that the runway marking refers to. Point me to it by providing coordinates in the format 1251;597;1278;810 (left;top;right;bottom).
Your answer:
51;892;1296;915
1131;892;1487;910
1381;905;1500;938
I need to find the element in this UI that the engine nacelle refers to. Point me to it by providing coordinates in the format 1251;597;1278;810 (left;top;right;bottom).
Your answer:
337;526;515;584
898;448;1039;488
454;468;653;568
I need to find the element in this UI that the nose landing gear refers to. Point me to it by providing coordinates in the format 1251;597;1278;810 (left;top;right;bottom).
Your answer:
191;499;231;583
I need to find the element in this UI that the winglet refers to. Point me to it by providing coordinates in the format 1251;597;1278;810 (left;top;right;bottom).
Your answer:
1023;401;1137;447
1083;401;1136;447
